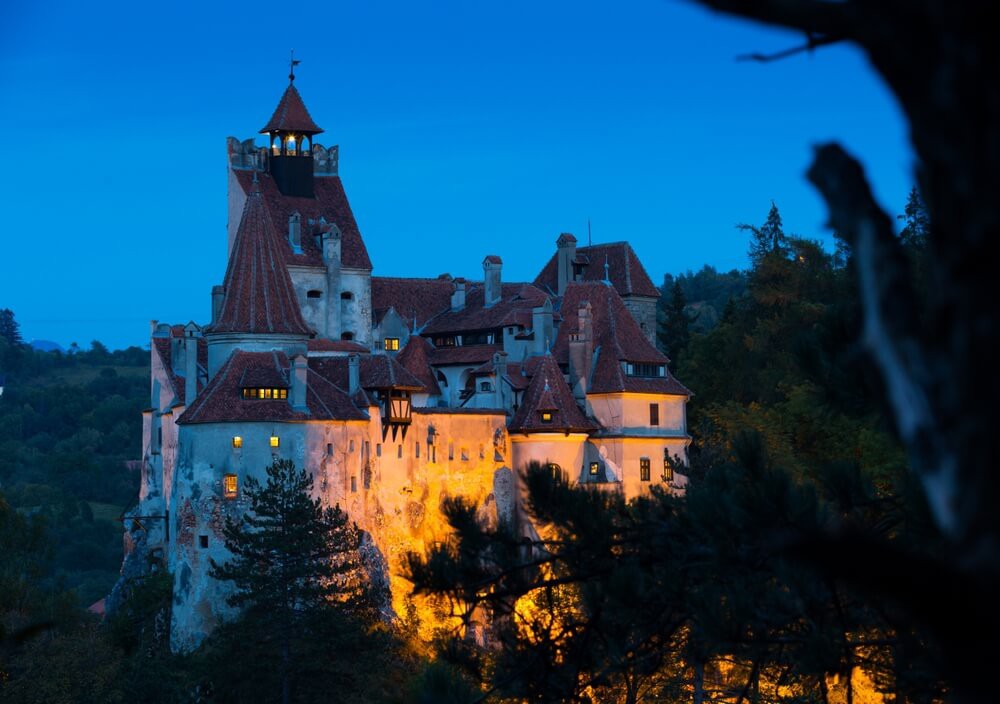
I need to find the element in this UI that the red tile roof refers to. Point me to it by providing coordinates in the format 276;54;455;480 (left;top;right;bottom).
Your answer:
307;339;370;354
553;282;691;396
233;170;372;270
396;336;441;395
178;351;367;424
426;344;500;366
259;84;323;135
509;355;597;434
209;187;314;336
534;241;659;298
306;354;425;392
152;336;208;405
371;277;455;332
422;283;550;334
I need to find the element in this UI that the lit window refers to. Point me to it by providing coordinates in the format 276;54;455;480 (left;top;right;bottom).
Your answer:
541;411;553;423
232;436;243;449
224;474;238;499
547;463;562;474
270;435;280;448
640;458;651;482
663;450;674;483
649;403;659;426
589;462;599;476
242;387;288;399
384;337;400;351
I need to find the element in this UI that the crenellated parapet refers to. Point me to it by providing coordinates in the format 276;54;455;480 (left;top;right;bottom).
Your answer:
226;135;338;176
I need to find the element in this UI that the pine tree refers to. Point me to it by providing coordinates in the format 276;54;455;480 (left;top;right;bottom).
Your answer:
898;186;929;249
209;459;376;704
742;202;788;265
0;309;22;346
658;280;690;368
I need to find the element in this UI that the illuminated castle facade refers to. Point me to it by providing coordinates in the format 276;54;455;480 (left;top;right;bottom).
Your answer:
119;73;691;652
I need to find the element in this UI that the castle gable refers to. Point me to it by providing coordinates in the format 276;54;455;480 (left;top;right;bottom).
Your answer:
509;354;596;434
535;241;659;298
232;170;372;271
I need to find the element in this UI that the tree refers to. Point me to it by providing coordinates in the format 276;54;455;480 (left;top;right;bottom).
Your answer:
658;280;691;367
741;201;787;265
208;459;383;704
689;4;1000;702
0;309;22;347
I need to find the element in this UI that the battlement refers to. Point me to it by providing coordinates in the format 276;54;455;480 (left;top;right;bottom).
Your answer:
226;136;339;176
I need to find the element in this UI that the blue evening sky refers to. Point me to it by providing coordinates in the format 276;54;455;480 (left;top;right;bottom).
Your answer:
0;1;912;350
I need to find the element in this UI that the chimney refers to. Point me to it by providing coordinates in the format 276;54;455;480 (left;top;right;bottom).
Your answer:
493;351;508;408
568;301;593;401
451;278;467;312
211;285;225;325
183;323;199;405
291;355;309;412
288;211;302;253
531;298;554;354
348;354;360;396
324;225;342;338
483;256;502;308
556;233;577;295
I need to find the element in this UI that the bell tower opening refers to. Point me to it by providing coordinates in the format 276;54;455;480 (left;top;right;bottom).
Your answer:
260;53;323;198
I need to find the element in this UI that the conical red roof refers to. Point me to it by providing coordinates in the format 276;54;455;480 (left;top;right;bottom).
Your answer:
209;187;314;336
259;84;323;135
509;354;596;434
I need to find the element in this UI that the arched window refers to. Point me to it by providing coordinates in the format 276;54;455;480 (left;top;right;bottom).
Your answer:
341;332;354;341
436;371;448;387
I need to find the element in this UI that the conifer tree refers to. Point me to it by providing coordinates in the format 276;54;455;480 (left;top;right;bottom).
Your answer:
0;309;22;347
742;202;788;265
208;459;377;704
658;280;691;369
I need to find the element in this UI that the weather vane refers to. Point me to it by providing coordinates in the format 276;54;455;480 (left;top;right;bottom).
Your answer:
289;49;301;83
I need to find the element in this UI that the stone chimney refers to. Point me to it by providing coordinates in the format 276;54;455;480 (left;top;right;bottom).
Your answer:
532;298;554;354
291;355;309;412
483;256;502;308
211;285;225;325
556;233;577;295
451;278;467;312
288;211;302;253
568;301;593;401
323;225;342;339
493;350;508;408
183;322;199;405
348;354;360;396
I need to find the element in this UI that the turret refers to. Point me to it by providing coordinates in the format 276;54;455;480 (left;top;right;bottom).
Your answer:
259;63;323;198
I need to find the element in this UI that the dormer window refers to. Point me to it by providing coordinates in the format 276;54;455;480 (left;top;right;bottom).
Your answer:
242;387;288;400
540;411;553;423
624;362;666;378
384;337;400;351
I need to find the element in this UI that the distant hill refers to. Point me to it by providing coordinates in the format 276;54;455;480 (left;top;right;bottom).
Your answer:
29;339;65;352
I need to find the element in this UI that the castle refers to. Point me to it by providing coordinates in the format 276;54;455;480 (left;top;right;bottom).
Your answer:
119;70;691;652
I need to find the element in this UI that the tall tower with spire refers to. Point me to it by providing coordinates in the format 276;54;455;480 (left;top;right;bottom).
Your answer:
259;57;324;198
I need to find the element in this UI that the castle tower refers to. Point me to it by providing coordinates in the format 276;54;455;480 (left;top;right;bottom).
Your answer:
206;182;314;375
259;64;324;198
